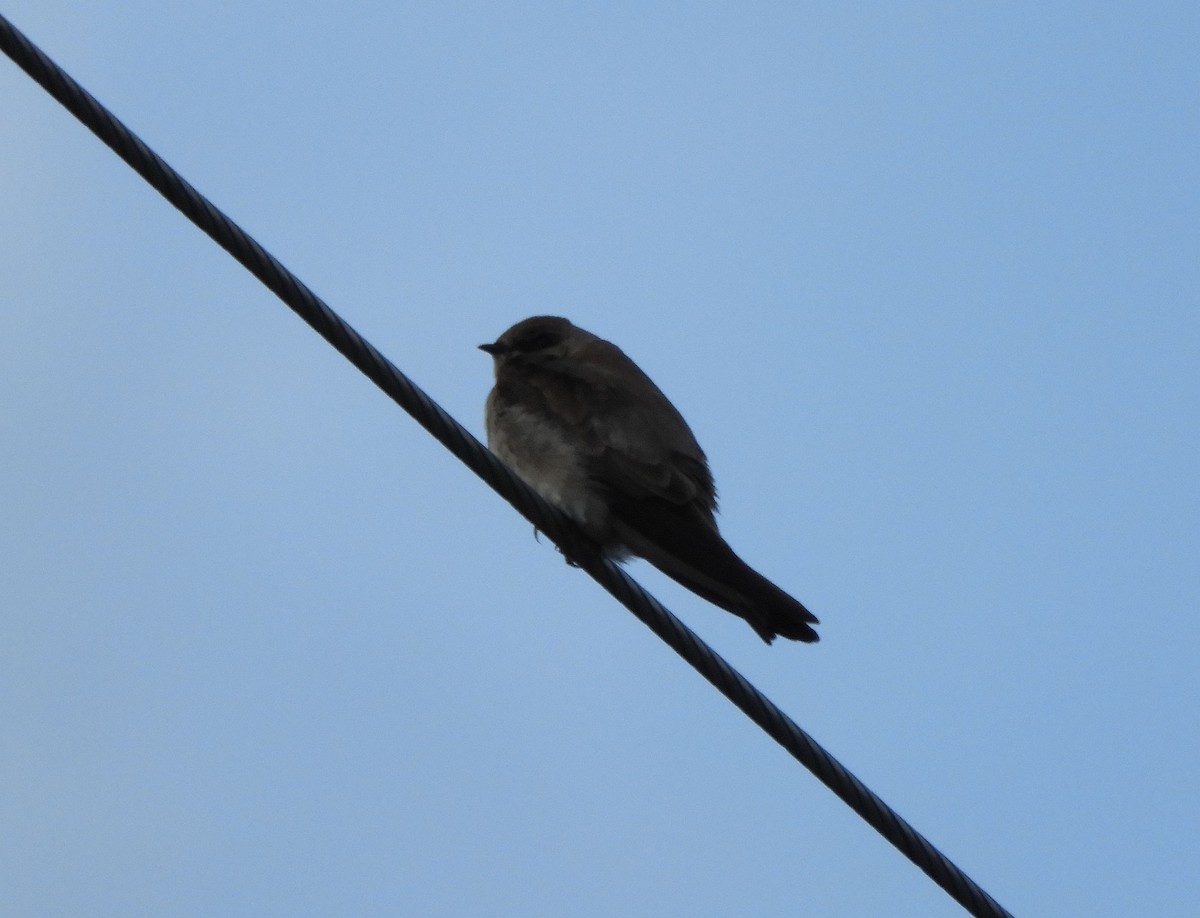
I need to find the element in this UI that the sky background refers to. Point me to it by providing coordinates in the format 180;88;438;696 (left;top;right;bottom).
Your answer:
2;4;1197;916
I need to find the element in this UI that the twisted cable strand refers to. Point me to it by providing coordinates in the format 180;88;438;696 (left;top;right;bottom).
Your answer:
0;15;1013;918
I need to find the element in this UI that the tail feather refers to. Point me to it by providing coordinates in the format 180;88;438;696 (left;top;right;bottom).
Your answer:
608;498;819;644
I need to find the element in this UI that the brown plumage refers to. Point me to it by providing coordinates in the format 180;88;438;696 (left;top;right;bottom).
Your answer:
480;316;819;644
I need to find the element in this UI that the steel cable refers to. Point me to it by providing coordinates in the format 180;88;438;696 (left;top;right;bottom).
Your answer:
1;15;1013;918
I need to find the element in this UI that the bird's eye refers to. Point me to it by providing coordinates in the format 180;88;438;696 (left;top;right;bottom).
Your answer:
515;331;560;352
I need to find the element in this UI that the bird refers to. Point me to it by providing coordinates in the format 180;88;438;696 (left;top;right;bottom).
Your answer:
479;315;819;645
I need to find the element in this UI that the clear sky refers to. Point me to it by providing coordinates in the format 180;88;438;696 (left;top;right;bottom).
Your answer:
2;4;1196;916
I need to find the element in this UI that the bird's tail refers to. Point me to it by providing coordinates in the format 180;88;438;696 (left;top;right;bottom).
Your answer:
610;502;819;644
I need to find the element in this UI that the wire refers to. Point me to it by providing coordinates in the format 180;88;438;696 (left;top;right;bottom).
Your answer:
0;15;1013;918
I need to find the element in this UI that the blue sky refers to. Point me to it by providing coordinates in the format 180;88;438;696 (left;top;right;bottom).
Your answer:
2;4;1196;916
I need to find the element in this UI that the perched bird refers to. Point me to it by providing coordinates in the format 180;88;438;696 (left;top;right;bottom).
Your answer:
479;316;819;644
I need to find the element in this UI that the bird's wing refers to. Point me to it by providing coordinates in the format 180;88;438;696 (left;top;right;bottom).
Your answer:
555;340;716;517
592;441;711;508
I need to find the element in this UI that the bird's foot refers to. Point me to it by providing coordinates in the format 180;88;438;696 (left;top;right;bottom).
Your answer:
533;524;584;567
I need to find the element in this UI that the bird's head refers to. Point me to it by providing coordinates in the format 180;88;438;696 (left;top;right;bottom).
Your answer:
479;316;591;371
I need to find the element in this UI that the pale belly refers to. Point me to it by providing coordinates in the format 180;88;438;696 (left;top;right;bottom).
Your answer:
485;399;617;549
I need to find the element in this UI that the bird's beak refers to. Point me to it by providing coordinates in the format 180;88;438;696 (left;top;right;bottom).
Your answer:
478;341;508;355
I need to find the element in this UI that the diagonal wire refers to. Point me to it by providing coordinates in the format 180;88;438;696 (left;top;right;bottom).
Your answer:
0;14;1013;918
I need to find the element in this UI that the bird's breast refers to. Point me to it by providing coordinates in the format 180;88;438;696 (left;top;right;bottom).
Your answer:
485;393;618;550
